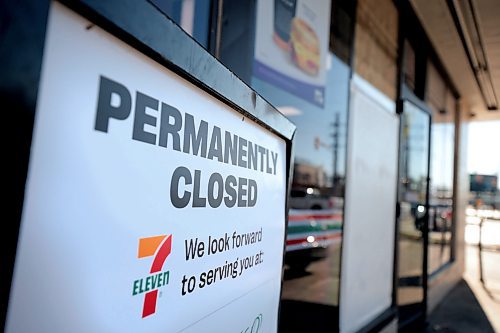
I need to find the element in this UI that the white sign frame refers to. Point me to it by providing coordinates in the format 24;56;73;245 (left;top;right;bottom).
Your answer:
5;2;296;332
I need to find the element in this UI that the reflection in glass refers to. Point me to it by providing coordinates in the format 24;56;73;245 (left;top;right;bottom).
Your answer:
150;0;211;48
264;53;349;332
216;1;352;330
397;101;430;316
428;105;455;274
426;62;455;275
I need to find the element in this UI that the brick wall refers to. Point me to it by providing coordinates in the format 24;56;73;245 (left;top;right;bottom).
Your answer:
354;0;399;100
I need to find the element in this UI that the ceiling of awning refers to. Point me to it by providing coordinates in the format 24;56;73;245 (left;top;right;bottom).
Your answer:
410;0;500;122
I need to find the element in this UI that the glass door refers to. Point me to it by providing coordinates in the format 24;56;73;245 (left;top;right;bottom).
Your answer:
397;100;431;329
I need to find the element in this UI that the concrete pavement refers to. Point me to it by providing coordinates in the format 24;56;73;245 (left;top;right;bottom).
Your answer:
424;242;500;332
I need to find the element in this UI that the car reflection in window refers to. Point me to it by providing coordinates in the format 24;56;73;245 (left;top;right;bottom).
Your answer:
285;187;343;272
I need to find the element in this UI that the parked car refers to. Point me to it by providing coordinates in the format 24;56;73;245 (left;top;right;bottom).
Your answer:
289;187;334;210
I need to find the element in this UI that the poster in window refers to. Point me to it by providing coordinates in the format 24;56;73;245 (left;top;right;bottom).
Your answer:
253;0;332;108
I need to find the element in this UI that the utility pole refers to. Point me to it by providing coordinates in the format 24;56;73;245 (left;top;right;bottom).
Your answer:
332;113;340;186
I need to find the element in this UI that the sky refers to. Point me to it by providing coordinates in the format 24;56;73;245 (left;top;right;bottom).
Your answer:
467;120;500;189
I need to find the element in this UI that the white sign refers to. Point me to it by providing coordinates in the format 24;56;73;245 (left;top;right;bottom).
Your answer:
340;75;398;332
6;3;287;332
254;0;331;107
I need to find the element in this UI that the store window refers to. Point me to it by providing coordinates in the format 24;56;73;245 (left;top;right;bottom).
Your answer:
276;55;349;332
151;0;212;48
426;61;456;274
218;0;256;85
216;0;354;331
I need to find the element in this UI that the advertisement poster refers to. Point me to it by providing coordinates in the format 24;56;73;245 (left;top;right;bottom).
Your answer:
6;3;287;332
254;0;332;107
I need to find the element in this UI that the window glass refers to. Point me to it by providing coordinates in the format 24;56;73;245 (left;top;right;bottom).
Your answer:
219;0;256;85
217;1;353;331
427;63;455;274
151;0;211;48
277;55;349;332
397;101;430;308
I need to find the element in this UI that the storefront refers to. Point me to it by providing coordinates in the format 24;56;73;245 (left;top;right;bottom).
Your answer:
2;0;471;332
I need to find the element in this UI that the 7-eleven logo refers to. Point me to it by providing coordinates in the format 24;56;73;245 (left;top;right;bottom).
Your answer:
132;235;172;318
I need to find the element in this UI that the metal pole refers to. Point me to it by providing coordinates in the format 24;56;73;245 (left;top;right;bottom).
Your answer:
479;216;484;284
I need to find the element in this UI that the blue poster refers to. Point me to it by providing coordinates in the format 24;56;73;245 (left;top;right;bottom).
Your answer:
254;0;331;108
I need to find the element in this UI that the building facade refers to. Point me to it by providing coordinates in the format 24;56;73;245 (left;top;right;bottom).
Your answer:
3;0;500;332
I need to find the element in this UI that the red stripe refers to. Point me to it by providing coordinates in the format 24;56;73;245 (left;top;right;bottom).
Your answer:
289;214;342;221
142;235;172;317
150;235;172;273
286;233;341;245
142;290;158;318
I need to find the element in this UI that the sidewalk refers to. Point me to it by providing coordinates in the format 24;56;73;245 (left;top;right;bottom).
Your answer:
424;245;500;333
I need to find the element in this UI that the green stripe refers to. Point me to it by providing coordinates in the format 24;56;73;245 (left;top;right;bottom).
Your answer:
288;224;342;234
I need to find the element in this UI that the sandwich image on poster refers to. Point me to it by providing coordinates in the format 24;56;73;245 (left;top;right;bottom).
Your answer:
254;0;331;108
